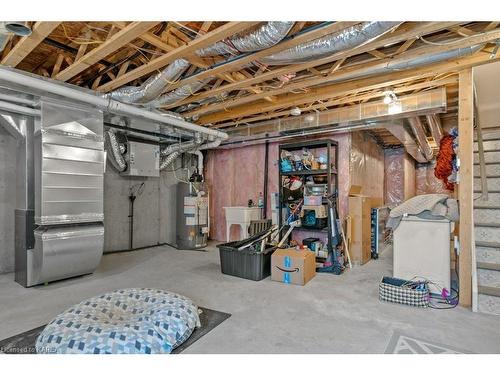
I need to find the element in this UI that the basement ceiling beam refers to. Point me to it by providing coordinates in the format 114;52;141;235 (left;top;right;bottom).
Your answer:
96;22;260;92
164;22;460;111
164;22;360;91
216;76;458;128
194;28;500;122
198;45;500;124
1;22;61;67
54;22;159;82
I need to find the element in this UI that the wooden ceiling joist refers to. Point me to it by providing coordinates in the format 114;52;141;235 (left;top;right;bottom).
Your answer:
96;22;261;92
54;22;159;82
1;22;61;67
162;22;460;110
198;45;500;124
215;76;458;128
188;27;500;121
163;22;360;92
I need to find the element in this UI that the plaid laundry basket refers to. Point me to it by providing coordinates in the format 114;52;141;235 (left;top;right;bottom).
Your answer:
379;276;430;308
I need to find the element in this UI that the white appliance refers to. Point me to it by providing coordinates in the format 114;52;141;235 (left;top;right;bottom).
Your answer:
393;216;453;294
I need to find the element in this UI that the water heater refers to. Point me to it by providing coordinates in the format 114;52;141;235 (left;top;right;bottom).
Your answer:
175;182;209;250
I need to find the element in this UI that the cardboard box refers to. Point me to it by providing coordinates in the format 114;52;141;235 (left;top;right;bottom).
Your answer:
271;248;316;285
348;185;383;265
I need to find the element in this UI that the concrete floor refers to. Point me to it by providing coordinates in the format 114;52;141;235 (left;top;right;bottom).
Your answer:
1;243;500;353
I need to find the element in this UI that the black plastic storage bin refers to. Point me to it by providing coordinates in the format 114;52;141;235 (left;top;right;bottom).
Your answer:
217;242;276;281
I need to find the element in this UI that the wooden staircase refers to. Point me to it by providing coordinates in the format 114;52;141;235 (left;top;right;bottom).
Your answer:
474;130;500;314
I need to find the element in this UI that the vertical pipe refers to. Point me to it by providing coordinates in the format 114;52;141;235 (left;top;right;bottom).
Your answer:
129;195;136;250
263;139;269;219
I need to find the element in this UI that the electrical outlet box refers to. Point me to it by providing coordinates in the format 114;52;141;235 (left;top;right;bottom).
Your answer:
121;141;160;177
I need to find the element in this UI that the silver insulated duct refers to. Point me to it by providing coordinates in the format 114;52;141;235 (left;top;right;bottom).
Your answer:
261;22;401;65
196;21;295;56
146;79;210;108
106;59;190;104
105;130;127;172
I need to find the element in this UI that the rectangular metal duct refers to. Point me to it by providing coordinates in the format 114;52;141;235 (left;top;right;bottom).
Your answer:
35;100;104;225
17;98;105;287
225;87;447;140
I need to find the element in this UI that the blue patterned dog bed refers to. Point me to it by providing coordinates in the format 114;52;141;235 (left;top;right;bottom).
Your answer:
36;288;201;354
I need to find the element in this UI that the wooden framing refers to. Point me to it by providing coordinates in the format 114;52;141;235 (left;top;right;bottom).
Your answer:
197;48;500;124
54;22;159;82
161;22;460;110
96;22;260;92
1;22;60;67
458;68;474;308
1;21;499;144
163;22;360;91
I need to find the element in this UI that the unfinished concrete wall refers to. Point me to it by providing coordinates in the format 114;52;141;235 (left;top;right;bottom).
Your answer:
0;129;17;273
205;133;351;242
0;129;183;272
104;157;186;252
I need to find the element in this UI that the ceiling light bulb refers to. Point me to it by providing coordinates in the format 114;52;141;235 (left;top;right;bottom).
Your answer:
290;107;301;116
383;90;396;105
304;114;315;123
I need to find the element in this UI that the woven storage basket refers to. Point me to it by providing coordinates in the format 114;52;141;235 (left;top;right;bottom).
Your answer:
379;276;429;308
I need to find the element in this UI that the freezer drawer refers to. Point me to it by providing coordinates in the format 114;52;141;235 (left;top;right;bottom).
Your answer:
27;224;104;286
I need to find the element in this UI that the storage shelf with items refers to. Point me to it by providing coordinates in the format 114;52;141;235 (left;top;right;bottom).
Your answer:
278;139;339;261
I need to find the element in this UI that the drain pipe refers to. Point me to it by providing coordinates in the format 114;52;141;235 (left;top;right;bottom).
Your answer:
408;117;434;161
189;150;204;178
0;67;228;141
426;114;444;145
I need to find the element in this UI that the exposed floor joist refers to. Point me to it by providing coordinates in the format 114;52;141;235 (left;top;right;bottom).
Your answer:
1;22;61;67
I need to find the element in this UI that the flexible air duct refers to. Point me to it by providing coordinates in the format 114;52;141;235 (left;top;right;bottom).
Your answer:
105;130;127;172
408;117;434;161
160;151;181;170
426;114;443;144
161;132;203;156
106;59;190;104
196;21;295;56
146;79;210;108
109;22;293;104
260;22;401;65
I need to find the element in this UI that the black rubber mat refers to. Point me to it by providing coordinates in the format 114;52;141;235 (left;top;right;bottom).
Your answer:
0;307;230;354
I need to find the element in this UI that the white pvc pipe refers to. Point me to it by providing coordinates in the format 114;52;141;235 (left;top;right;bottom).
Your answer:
0;67;228;141
190;150;204;177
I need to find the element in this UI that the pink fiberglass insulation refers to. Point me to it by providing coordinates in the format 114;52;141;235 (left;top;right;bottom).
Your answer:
416;161;453;196
205;133;350;242
384;148;405;205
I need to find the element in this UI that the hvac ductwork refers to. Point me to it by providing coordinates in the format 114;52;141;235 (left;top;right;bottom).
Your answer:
160;151;181;170
105;130;127;172
146;79;210;108
106;59;189;104
159;132;204;170
261;22;401;65
408;117;434;161
196;21;295;56
0;22;32;51
0;66;228;141
109;22;294;105
426;114;443;144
